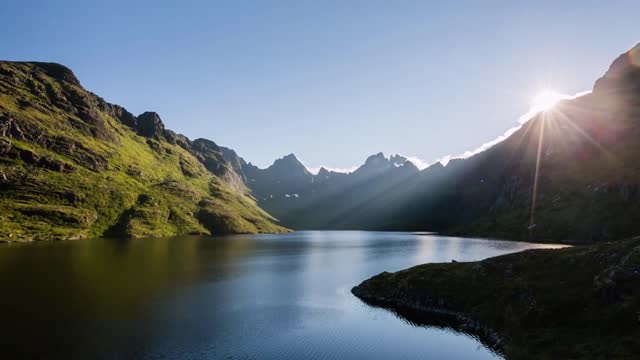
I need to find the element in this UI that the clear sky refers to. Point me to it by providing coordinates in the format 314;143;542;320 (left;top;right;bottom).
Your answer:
2;1;639;171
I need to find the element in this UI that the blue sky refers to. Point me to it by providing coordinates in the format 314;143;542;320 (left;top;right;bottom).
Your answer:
2;1;639;171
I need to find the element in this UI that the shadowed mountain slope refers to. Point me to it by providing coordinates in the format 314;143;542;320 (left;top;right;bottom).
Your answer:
385;43;640;243
233;44;640;244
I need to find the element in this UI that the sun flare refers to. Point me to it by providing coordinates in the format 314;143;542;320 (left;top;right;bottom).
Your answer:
531;89;563;112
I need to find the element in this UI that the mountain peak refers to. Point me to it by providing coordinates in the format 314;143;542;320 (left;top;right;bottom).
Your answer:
364;152;386;164
281;153;299;161
389;154;408;166
593;43;640;93
192;138;221;151
30;62;80;85
271;153;309;174
352;152;390;177
255;153;313;186
273;153;303;166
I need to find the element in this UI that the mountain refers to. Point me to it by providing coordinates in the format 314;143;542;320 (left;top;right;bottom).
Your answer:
0;61;288;241
383;43;640;243
3;43;639;243
220;151;420;229
236;43;640;243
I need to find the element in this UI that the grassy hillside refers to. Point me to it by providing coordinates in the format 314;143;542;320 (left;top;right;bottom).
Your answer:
0;61;288;241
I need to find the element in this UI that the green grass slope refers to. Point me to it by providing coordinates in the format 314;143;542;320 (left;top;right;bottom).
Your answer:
0;61;288;241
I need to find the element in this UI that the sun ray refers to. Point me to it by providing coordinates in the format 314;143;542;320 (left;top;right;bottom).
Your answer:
527;89;622;233
552;109;620;165
529;112;546;230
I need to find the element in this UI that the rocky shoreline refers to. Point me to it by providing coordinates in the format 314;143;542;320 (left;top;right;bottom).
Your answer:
352;280;505;354
351;239;640;359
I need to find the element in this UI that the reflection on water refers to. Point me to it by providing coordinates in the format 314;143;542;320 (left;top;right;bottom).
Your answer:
0;231;564;359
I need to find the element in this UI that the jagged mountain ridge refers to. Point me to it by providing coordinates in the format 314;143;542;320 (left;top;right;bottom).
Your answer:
0;61;287;241
219;149;421;229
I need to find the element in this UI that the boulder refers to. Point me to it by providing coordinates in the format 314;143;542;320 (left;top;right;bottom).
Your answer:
136;112;165;140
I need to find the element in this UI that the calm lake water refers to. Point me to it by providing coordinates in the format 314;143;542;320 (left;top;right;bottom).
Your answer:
0;231;565;359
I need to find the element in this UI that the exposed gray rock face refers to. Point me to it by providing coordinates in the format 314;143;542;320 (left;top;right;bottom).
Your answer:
97;100;137;128
219;146;249;181
136;112;165;140
164;130;192;149
33;62;80;85
0;113;25;139
189;139;247;194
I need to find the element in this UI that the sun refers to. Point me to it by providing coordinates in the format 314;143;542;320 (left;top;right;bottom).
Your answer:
531;89;563;111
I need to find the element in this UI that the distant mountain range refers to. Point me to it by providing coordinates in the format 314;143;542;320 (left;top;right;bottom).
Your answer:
1;43;639;242
218;150;420;229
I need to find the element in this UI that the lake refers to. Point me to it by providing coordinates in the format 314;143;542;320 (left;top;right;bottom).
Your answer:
0;231;565;359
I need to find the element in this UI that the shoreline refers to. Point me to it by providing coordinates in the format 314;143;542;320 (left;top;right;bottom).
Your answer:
350;239;640;359
352;281;506;355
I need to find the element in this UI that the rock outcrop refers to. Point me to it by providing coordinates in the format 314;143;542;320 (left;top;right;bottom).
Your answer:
135;111;165;140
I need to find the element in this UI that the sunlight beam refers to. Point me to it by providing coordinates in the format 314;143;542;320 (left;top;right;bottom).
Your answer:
529;112;546;230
